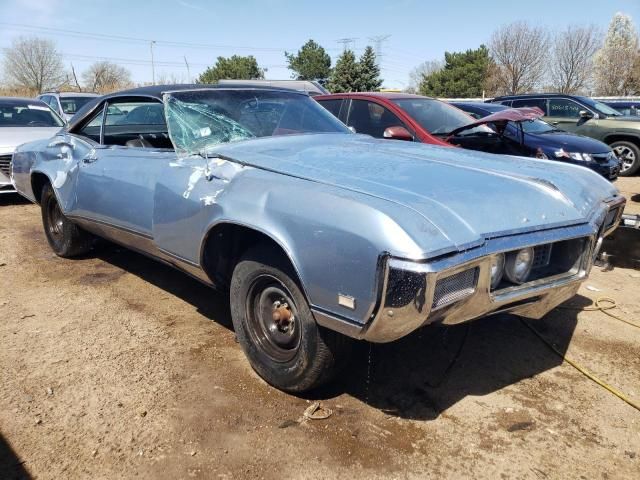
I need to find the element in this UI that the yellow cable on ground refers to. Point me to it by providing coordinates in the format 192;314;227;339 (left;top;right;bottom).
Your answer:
520;318;640;412
558;296;640;329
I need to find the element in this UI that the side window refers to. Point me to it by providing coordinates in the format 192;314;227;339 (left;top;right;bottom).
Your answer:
48;96;60;112
102;101;171;148
317;99;343;120
511;98;547;114
346;100;407;138
547;98;582;118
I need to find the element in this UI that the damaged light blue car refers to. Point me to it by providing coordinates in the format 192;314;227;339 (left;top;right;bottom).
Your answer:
11;85;626;392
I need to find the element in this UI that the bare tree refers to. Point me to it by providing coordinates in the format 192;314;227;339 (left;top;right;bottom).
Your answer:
82;61;132;93
406;60;443;93
489;22;550;94
593;13;640;96
1;36;66;94
549;26;601;93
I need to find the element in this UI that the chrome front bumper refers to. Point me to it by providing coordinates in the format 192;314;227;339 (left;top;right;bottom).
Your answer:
0;153;16;194
315;197;625;343
360;197;625;342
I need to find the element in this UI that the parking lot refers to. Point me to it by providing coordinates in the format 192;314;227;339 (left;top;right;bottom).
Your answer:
0;177;638;479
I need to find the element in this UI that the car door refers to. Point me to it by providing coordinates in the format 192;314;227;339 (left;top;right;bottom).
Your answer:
73;98;175;239
544;97;591;133
315;98;346;122
345;99;411;138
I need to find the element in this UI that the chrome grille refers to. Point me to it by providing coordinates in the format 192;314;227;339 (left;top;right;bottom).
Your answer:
0;154;11;177
532;244;552;269
432;267;478;310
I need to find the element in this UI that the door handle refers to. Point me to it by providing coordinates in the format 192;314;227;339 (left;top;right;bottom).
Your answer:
83;150;98;164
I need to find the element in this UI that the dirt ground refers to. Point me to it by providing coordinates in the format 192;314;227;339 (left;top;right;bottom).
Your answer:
1;176;639;480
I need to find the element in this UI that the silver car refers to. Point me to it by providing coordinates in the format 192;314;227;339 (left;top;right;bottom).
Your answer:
0;98;64;194
11;85;626;392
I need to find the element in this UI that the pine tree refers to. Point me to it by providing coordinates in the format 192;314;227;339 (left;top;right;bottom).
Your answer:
356;46;383;92
197;55;264;84
326;50;359;93
285;40;332;81
419;45;491;97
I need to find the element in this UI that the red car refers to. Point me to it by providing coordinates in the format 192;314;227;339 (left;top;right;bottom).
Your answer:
314;92;468;146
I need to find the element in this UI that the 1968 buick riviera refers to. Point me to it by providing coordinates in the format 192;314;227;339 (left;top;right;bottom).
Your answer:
11;85;625;392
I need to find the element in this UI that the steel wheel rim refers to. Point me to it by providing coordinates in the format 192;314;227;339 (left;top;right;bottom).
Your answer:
614;145;636;172
46;198;65;242
246;274;301;363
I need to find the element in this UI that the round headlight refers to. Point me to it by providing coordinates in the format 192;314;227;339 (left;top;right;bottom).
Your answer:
490;253;505;289
505;247;534;284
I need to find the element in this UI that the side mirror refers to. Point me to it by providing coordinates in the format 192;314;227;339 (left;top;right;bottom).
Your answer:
383;125;413;141
579;110;593;119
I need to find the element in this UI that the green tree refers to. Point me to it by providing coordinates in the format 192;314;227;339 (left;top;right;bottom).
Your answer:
419;45;492;97
356;46;383;91
326;50;359;93
197;55;264;84
285;39;332;80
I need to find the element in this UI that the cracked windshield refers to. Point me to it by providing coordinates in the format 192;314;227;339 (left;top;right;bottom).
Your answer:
164;89;350;156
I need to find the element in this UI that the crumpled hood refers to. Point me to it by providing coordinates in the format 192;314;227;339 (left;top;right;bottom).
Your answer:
0;127;61;153
210;134;619;251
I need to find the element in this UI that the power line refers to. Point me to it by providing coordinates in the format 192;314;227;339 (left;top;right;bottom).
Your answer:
0;22;292;53
368;34;391;65
336;38;357;52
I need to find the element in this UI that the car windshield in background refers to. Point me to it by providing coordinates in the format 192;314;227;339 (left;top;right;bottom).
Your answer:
392;98;492;136
165;89;351;156
518;118;556;133
0;101;65;127
60;96;96;115
577;96;623;117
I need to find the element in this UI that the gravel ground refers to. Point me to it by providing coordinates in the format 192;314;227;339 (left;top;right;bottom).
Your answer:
1;177;639;480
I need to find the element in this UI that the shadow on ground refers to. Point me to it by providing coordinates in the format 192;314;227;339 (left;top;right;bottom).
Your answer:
602;227;640;270
92;242;584;421
0;193;30;207
0;433;31;480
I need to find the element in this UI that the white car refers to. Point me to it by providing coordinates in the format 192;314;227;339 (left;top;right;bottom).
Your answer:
0;98;65;194
37;91;99;122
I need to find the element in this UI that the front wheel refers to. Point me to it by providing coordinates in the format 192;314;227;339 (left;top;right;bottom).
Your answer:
41;183;94;257
611;141;640;176
230;248;351;392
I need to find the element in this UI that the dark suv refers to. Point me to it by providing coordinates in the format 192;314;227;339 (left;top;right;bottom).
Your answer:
488;93;640;176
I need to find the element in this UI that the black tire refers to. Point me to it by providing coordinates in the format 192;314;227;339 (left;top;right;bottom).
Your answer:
611;140;640;176
41;183;94;257
230;247;351;392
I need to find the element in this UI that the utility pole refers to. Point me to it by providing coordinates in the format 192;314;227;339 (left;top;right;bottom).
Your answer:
337;37;357;52
150;40;156;85
184;56;190;83
368;35;391;66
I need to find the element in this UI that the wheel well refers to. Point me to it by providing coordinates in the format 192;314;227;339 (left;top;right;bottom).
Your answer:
604;135;640;148
201;223;299;289
31;172;51;204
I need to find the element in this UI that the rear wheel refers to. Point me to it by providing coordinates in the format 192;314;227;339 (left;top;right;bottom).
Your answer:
41;183;94;257
230;247;351;392
611;141;640;176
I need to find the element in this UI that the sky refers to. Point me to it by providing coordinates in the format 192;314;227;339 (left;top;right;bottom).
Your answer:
1;0;639;89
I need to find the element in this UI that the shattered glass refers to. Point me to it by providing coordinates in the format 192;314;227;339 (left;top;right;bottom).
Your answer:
164;89;350;157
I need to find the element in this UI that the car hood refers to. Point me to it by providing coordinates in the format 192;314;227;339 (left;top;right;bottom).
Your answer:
449;107;544;137
210;134;618;253
0;127;62;154
525;130;612;153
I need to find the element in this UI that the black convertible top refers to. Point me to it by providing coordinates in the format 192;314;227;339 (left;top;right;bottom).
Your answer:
66;83;307;132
